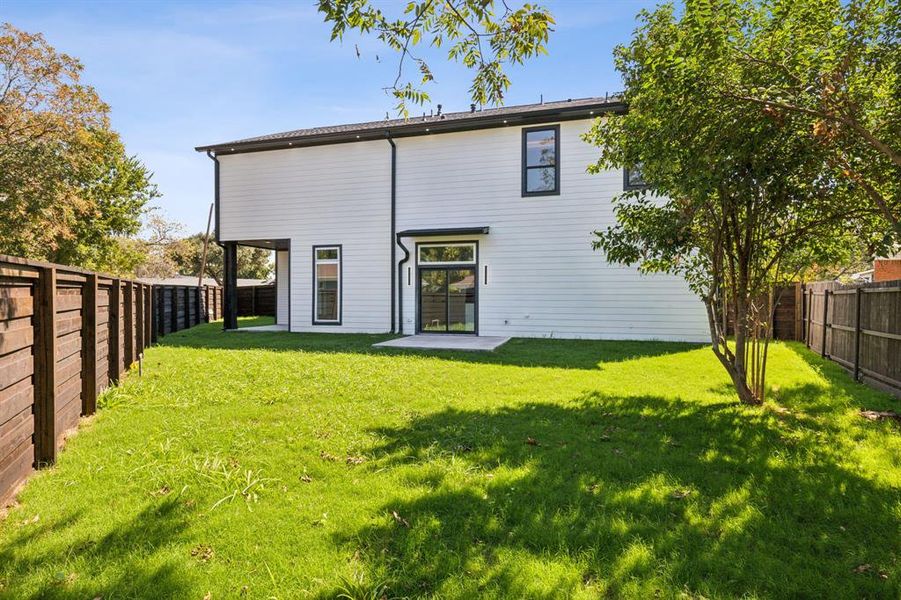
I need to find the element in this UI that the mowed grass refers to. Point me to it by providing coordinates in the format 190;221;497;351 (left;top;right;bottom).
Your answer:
1;317;899;599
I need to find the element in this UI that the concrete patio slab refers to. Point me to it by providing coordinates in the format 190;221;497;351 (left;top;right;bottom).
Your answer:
228;324;289;333
373;335;510;351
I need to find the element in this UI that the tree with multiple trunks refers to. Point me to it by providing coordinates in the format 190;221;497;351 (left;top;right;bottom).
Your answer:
0;23;157;272
321;0;897;404
584;0;897;404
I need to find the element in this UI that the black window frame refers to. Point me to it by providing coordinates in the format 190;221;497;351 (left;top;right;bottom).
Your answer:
521;125;560;197
312;244;342;325
623;165;649;191
414;240;479;335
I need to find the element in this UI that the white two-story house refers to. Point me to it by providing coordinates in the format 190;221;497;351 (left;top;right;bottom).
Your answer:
196;97;708;342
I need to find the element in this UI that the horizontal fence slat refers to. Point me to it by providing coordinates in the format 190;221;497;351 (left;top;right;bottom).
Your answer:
1;255;221;506
803;278;900;397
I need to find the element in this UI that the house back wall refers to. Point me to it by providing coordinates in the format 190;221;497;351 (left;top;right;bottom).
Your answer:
218;119;709;341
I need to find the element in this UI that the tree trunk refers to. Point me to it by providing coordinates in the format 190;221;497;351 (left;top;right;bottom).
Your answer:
704;296;762;406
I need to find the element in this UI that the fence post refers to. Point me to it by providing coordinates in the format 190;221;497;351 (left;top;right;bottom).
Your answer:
81;273;98;416
135;283;144;356
183;285;191;328
144;284;151;348
124;282;134;368
110;279;121;381
34;266;57;465
821;289;829;358
151;286;159;343
853;287;862;382
794;282;803;341
194;287;199;325
169;287;177;333
804;288;813;348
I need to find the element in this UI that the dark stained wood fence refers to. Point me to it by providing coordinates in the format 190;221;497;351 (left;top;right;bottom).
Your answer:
0;255;222;507
803;279;900;396
237;285;275;317
154;285;222;336
725;283;803;341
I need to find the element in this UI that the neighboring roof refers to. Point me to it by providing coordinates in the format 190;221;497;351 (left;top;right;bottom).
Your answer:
196;96;624;154
140;275;270;287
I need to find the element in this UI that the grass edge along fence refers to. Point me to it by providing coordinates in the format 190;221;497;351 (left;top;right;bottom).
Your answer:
0;254;221;508
803;279;901;397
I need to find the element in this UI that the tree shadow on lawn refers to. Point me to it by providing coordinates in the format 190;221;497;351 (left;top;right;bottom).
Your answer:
781;341;901;412
0;497;195;599
323;392;899;599
159;321;704;371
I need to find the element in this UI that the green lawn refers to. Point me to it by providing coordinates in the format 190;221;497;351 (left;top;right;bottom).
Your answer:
1;317;899;599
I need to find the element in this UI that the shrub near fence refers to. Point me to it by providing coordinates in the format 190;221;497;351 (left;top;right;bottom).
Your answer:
803;279;901;396
0;255;222;507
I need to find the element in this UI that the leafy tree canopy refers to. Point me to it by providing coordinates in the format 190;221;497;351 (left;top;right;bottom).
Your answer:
167;234;272;285
0;23;157;270
585;0;896;404
317;0;554;114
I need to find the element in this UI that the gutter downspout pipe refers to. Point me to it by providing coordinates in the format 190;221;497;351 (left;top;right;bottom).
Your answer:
386;133;397;333
205;151;221;245
206;150;234;330
396;233;411;335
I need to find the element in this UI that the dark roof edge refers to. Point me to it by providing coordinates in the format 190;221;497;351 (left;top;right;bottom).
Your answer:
196;100;625;155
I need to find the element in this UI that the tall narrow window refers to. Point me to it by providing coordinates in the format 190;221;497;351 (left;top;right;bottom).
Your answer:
522;125;560;196
313;245;341;324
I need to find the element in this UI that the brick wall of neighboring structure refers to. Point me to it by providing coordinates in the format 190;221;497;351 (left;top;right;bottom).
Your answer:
874;259;901;282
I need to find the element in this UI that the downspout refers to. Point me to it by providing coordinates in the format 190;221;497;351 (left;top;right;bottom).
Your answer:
386;133;397;333
206;150;232;330
205;151;221;245
396;233;410;335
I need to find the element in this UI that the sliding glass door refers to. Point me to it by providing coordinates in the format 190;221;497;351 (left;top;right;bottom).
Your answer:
418;267;476;333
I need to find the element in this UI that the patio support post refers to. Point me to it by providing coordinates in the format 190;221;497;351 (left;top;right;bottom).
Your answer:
223;242;238;330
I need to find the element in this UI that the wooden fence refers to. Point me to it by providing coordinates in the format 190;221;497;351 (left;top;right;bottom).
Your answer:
155;285;222;335
237;285;275;317
726;283;803;341
803;279;901;396
0;255;222;507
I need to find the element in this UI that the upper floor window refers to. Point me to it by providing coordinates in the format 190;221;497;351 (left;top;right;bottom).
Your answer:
313;245;341;324
623;165;649;190
522;125;560;196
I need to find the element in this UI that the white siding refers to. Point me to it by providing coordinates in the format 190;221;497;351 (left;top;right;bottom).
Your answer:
217;118;709;342
275;249;289;326
218;142;392;333
394;121;708;341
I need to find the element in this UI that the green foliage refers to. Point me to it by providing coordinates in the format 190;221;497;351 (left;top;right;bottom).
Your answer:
725;0;901;235
584;0;896;404
0;23;157;271
167;234;273;284
0;323;897;597
317;1;554;115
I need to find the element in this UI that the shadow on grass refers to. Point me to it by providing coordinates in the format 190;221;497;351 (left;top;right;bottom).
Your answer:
0;497;194;599
321;391;899;598
782;341;901;409
158;319;704;371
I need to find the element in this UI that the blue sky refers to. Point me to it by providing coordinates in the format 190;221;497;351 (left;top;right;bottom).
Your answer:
3;0;654;232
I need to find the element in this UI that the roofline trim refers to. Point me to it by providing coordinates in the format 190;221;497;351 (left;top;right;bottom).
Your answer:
195;100;625;155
